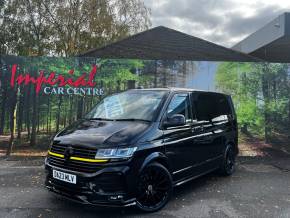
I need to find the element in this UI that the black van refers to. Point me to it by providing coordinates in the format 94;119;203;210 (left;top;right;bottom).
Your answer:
45;88;238;212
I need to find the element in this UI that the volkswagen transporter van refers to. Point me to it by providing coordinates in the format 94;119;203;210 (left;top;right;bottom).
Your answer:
45;88;238;212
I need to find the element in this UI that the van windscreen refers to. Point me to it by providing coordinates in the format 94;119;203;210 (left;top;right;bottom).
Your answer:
86;90;167;121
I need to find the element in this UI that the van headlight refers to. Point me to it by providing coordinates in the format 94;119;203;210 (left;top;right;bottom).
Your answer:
95;147;137;159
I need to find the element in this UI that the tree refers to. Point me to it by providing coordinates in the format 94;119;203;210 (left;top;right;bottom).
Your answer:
216;62;290;142
0;64;8;134
43;0;151;56
30;86;38;146
1;0;151;56
0;0;52;56
6;87;18;156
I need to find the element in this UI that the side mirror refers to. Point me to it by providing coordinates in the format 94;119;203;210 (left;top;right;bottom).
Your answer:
163;114;186;128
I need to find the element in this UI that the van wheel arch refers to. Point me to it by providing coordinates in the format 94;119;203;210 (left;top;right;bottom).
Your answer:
219;143;236;176
223;139;237;155
139;152;171;174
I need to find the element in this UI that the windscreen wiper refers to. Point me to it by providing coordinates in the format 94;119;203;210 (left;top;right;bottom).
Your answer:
87;118;114;121
114;118;151;122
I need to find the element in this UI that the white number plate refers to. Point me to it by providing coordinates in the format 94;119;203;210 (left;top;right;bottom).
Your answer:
53;169;77;184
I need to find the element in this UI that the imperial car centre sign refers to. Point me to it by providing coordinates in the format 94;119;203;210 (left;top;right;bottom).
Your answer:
9;64;104;96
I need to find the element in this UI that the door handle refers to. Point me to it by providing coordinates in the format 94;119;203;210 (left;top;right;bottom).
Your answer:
192;126;204;132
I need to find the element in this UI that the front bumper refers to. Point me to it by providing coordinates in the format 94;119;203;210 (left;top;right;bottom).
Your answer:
44;159;138;207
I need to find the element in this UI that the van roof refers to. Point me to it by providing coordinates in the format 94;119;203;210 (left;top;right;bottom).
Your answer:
130;87;228;96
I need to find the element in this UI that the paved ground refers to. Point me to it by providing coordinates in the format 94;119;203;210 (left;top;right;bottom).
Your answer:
0;155;290;218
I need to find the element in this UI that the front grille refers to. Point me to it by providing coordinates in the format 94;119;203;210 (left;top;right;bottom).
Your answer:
50;144;97;159
48;155;101;173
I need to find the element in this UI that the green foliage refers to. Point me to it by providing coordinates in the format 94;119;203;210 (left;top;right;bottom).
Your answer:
1;0;151;56
216;62;290;140
216;62;261;133
236;98;264;135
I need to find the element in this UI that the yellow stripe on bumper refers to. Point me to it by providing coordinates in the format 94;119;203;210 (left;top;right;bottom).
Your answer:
48;151;64;158
70;156;108;163
48;151;108;163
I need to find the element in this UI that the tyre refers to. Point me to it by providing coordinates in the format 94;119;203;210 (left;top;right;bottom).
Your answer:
219;144;236;176
136;162;172;212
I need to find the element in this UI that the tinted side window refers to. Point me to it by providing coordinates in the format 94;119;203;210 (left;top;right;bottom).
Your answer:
167;93;192;123
195;93;231;122
213;95;232;121
195;93;212;121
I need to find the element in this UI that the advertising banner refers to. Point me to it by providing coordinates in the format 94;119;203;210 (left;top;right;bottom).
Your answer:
0;55;289;155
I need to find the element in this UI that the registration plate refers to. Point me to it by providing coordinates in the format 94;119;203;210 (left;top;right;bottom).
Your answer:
53;169;77;184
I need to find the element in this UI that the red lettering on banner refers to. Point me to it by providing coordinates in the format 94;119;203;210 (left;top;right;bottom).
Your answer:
10;64;98;94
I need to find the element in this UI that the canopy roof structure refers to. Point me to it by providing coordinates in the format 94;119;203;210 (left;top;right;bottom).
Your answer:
80;26;257;62
233;12;290;63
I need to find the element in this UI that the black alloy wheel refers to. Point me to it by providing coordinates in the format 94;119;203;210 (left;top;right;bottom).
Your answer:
220;145;236;176
136;162;172;212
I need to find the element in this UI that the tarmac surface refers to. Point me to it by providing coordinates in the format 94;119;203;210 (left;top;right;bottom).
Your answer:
0;155;290;218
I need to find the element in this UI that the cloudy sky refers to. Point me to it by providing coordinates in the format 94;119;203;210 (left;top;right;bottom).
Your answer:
143;0;290;47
